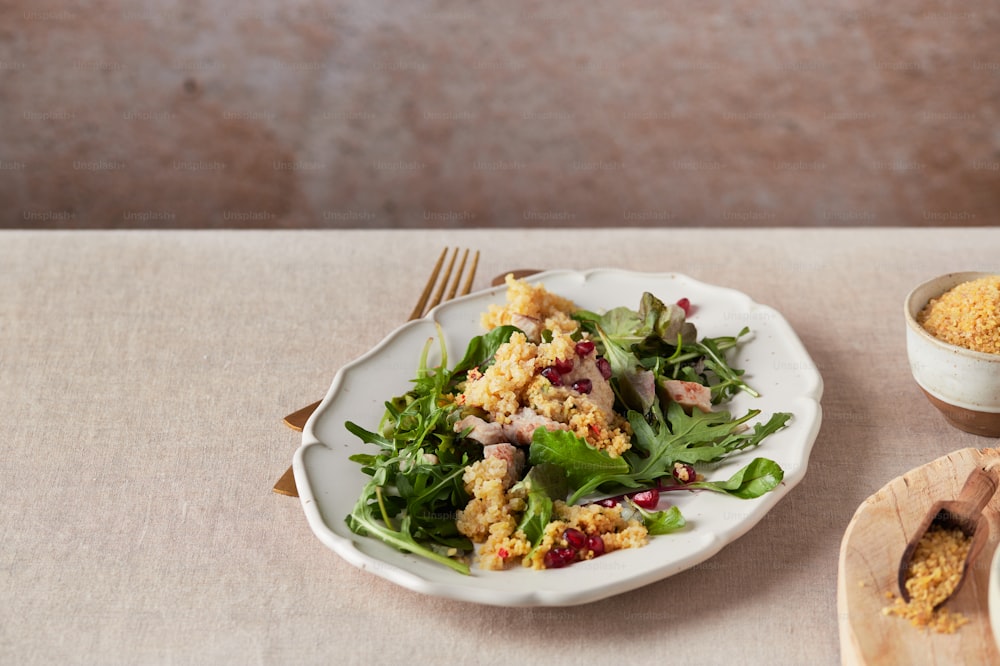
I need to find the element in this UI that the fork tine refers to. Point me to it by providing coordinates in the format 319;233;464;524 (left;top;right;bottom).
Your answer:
445;249;470;300
409;248;478;320
460;251;479;296
408;247;448;321
427;248;459;312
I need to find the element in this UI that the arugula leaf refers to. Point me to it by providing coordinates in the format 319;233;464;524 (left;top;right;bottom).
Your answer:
625;501;687;535
684;457;784;499
529;404;790;504
626;403;792;476
451;325;521;376
528;428;634;503
682;329;759;401
346;420;396;451
513;463;568;546
344;327;475;572
347;479;471;575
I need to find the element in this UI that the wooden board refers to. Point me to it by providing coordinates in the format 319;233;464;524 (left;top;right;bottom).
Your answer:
838;448;1000;665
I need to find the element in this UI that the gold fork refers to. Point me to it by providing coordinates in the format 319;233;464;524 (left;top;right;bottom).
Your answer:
272;247;480;496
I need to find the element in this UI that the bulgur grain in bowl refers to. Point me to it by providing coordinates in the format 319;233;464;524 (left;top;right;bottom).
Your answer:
905;272;1000;437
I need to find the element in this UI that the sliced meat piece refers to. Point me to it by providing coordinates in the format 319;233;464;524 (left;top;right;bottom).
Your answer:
501;407;569;446
510;314;542;342
660;379;713;413
454;414;505;445
483;443;525;488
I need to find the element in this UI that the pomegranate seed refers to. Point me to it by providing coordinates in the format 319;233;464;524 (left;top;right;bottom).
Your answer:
575;340;595;356
572;378;593;394
596;497;619;508
563;528;587;550
541;367;562;386
543;547;576;569
630;488;660;509
586;534;605;556
596;357;612;380
676;297;692;316
554;357;574;374
498;548;509;559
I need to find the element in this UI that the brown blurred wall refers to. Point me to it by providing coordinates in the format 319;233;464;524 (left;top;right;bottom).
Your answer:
1;1;998;229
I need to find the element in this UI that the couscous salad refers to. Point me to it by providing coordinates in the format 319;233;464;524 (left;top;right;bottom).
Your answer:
345;275;791;574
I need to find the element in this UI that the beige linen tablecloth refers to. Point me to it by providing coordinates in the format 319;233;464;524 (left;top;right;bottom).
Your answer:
3;228;998;665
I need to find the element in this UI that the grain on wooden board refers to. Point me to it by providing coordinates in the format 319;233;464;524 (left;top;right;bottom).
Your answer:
881;525;972;634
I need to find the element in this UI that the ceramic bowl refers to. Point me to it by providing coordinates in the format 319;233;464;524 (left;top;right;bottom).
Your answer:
904;272;1000;437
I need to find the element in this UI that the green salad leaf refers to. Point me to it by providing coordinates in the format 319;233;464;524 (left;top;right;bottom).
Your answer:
591;322;657;414
451;325;521;376
529;404;790;504
346;479;471;575
344;289;794;574
513;463;569;546
575;293;761;410
626;402;792;473
626;501;687;535
684;457;785;498
528;429;634;503
344;326;489;573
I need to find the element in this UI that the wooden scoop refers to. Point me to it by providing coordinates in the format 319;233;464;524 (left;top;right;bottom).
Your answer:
897;465;998;608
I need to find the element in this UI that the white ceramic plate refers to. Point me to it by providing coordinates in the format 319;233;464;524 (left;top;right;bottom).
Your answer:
294;269;824;607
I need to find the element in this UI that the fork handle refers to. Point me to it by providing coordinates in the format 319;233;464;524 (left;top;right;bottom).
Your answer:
273;466;298;496
283;400;321;432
